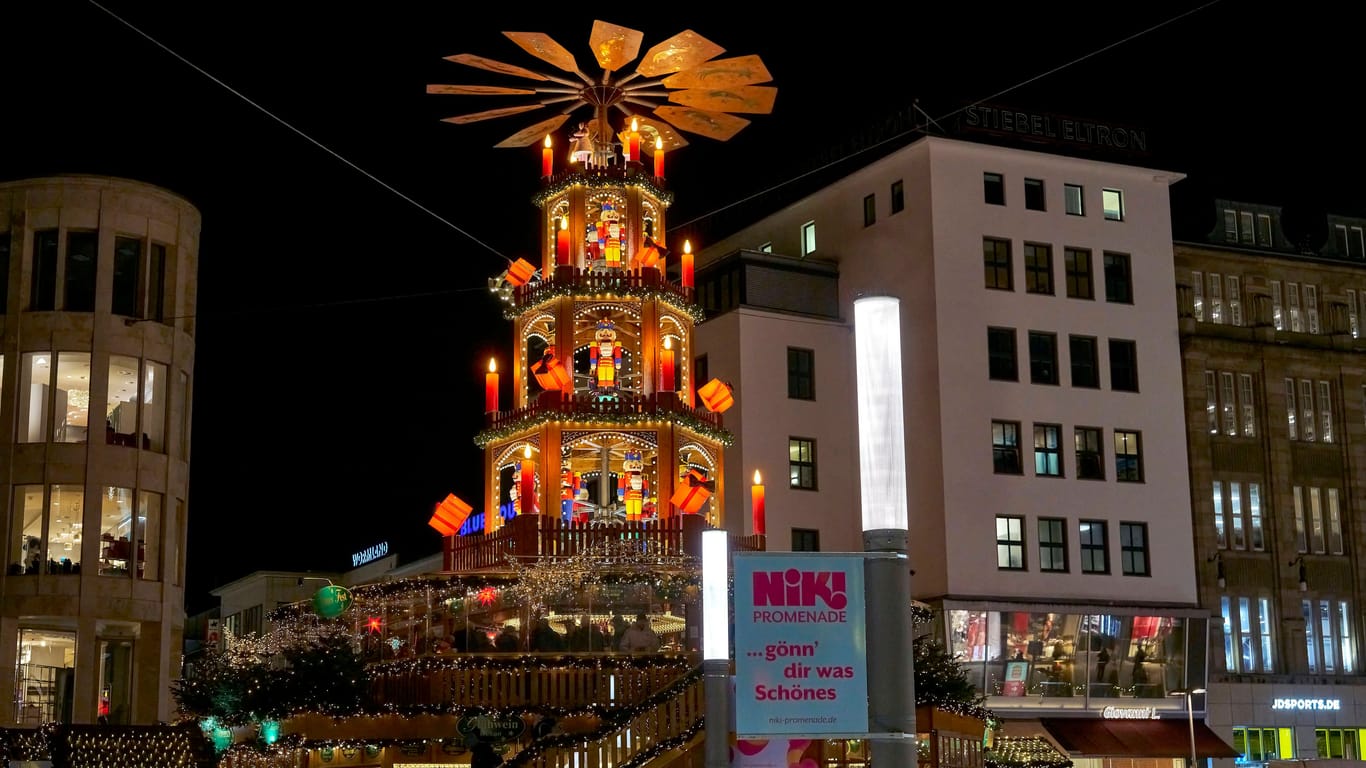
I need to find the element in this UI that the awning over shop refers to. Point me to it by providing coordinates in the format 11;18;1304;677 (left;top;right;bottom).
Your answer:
1041;718;1239;759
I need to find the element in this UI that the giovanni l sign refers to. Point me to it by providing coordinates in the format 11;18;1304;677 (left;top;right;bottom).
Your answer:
733;552;868;736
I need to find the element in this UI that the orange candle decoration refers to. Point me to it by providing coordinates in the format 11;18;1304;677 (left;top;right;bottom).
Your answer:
660;337;676;392
653;136;664;177
485;358;499;413
555;217;571;265
681;239;694;288
751;470;766;536
541;134;553;177
627;118;641;163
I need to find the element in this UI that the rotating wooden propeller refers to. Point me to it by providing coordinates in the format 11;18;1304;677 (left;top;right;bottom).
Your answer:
429;20;776;157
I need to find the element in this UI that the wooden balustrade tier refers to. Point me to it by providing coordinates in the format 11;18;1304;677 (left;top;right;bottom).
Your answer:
485;390;719;431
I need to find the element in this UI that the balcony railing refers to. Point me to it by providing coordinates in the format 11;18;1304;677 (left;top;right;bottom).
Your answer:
513;265;695;310
486;390;721;432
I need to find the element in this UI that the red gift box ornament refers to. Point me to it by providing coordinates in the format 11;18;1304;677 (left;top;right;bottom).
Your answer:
429;493;472;535
697;378;734;413
504;257;537;286
670;479;711;514
531;346;571;391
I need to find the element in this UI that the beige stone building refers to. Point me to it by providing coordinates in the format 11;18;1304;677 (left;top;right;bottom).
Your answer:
0;176;199;725
1177;199;1366;763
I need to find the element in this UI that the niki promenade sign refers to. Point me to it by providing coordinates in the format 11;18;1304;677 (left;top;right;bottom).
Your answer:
733;553;868;736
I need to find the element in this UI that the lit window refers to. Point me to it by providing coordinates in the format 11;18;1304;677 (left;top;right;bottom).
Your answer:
1101;189;1124;221
1064;184;1084;215
992;420;1022;474
758;241;772;253
1033;423;1062;477
1114;430;1143;482
800;221;816;256
1232;726;1288;762
995;515;1025;570
788;437;817;490
1221;597;1276;673
1315;728;1359;759
1191;271;1204;320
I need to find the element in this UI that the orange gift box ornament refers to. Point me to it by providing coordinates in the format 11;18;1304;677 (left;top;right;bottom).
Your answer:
504;257;537;286
531;345;572;391
671;466;711;514
697;378;734;413
428;493;472;535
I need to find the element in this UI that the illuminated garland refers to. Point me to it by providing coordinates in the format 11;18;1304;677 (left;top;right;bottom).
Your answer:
474;406;732;448
986;736;1073;768
0;723;212;768
509;278;703;323
530;170;673;208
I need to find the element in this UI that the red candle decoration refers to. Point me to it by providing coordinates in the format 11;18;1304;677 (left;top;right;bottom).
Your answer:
485;358;499;413
654;136;665;178
519;445;536;516
681;239;694;288
660;337;676;392
555;217;571;265
542;134;553;177
751;470;766;536
627;118;640;163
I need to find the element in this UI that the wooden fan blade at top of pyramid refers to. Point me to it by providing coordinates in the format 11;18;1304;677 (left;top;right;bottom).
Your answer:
589;21;644;72
653;106;750;142
667;85;776;114
635;29;725;78
495;114;571;148
426;84;537;96
443;53;549;81
617;118;689;154
503;31;582;75
660;55;773;89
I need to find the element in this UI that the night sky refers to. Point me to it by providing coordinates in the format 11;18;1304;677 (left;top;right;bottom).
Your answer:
2;1;1361;612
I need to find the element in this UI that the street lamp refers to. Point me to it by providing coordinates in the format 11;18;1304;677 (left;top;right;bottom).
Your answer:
1169;687;1207;768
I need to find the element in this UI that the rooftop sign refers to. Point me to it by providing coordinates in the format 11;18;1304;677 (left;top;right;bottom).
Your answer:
962;105;1148;154
352;541;389;568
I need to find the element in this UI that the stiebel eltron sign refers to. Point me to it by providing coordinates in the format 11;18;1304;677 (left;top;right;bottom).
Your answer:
962;105;1148;154
733;553;868;736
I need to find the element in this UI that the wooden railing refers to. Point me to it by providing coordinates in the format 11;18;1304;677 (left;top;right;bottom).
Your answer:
514;265;695;308
368;654;696;711
486;390;721;431
444;514;764;571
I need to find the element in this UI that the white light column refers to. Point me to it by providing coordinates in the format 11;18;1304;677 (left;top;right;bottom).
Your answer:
702;529;730;768
854;296;916;763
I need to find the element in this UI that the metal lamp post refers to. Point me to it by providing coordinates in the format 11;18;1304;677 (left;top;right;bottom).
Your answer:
854;296;917;764
1169;687;1207;768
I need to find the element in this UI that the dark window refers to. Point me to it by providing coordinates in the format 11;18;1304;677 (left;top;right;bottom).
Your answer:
996;515;1025;570
31;229;58;311
1103;251;1133;304
987;327;1017;381
1080;520;1109;574
1109;339;1139;392
1024;243;1053;295
787;347;814;400
1069;335;1099;388
1120;522;1150;576
0;232;10;314
1024;178;1046;211
984;172;1005;205
1064;247;1093;299
984;237;1012;290
1114;430;1143;482
148;243;167;322
792;528;820;552
789;437;817;490
1064;184;1084;216
863;194;876;227
112;237;142;318
1075;426;1105;480
64;231;98;312
992;420;1022;474
890;180;904;214
1038;517;1068;572
1029;331;1058;385
1034;423;1062;477
694;354;709;394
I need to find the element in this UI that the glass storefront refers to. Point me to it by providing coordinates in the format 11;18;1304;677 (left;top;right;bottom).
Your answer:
947;608;1191;707
16;629;75;725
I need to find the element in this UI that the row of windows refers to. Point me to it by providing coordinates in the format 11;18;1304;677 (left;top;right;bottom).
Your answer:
1335;224;1366;259
1;230;170;320
1208;481;1344;555
1204;371;1335;444
862;180;906;227
988;328;1139;391
995;516;1149;575
991;421;1143;482
1232;726;1364;761
984;238;1133;303
1220;597;1357;676
1191;270;1360;337
983;173;1125;221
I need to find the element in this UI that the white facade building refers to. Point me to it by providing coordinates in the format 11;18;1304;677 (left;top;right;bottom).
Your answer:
695;135;1226;765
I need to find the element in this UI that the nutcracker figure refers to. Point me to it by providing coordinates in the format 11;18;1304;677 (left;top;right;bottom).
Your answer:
589;319;623;391
619;451;645;521
561;465;583;522
598;202;623;268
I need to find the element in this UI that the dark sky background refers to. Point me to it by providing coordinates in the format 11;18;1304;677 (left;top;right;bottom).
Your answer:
2;1;1361;612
